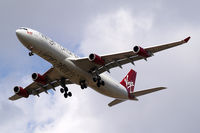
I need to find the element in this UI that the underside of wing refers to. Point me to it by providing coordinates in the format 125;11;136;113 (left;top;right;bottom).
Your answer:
9;67;73;101
145;37;190;54
72;52;143;74
9;94;22;101
71;37;190;75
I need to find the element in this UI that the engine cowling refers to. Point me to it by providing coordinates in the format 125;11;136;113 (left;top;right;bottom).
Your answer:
32;73;47;85
89;53;105;65
133;46;151;57
14;86;29;98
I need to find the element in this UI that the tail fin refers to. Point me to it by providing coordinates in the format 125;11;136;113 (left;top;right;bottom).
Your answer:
120;69;137;94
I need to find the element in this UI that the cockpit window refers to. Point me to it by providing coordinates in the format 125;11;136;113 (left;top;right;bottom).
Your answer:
19;27;28;30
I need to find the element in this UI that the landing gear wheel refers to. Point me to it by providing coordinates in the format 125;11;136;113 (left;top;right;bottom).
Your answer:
93;77;97;82
97;76;101;80
64;93;68;98
29;52;34;56
68;92;72;97
83;84;87;88
81;85;85;89
101;81;105;86
64;87;68;92
60;78;72;98
60;88;64;93
80;80;87;89
97;82;101;87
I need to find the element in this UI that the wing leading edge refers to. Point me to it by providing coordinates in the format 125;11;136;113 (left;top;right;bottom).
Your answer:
71;37;190;74
9;67;73;101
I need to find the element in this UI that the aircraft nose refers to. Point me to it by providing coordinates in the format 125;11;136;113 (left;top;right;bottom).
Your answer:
16;28;30;45
16;29;23;38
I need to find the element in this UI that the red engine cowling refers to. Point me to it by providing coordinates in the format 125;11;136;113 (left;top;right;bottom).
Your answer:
133;46;151;57
89;53;105;65
32;73;47;85
14;86;29;98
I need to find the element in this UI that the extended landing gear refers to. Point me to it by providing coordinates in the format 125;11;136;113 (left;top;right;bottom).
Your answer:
64;92;72;98
93;75;105;87
29;52;34;56
60;87;68;93
97;80;104;87
60;87;72;98
80;80;87;89
60;78;72;98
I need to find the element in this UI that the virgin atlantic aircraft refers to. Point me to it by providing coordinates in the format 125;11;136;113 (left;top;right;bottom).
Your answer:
9;27;190;107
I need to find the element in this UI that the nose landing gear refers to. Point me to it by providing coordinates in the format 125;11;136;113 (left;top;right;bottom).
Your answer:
28;47;34;56
29;52;34;56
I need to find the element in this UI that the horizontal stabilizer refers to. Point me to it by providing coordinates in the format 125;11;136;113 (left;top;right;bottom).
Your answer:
108;99;126;107
132;87;167;97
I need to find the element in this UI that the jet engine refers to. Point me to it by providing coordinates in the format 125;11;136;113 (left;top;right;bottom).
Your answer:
133;46;151;57
89;53;105;65
14;86;29;98
32;73;47;85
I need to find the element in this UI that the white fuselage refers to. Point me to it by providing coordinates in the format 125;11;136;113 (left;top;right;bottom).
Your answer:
16;28;129;100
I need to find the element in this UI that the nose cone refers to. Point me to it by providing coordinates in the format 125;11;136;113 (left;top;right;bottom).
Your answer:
16;29;25;39
16;28;29;45
16;29;22;37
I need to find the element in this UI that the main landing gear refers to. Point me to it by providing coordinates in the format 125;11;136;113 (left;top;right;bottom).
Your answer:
80;80;87;89
60;78;72;98
93;75;105;87
60;87;72;98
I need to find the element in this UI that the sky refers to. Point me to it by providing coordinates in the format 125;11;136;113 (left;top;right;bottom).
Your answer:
0;0;200;133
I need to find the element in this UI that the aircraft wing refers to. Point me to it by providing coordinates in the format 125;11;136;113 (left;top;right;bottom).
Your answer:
71;37;190;74
9;67;73;101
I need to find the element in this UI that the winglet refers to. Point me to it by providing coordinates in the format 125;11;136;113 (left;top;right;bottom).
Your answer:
183;36;191;43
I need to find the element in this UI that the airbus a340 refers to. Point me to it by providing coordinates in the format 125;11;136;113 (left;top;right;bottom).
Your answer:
9;27;190;106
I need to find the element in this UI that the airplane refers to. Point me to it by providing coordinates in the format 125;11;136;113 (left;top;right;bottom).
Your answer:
9;27;191;107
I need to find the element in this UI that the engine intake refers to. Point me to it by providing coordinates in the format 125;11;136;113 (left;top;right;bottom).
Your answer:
14;86;29;98
89;53;105;65
133;46;151;57
32;73;47;85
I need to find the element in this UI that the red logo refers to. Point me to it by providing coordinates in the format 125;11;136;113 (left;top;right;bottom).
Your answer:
120;69;137;99
27;31;33;35
124;75;135;93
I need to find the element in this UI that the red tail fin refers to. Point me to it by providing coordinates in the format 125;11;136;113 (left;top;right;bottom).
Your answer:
120;69;137;94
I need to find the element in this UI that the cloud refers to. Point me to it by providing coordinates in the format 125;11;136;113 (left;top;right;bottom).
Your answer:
79;9;153;56
0;72;102;133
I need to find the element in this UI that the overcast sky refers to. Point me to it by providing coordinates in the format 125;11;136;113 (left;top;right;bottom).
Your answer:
0;0;200;133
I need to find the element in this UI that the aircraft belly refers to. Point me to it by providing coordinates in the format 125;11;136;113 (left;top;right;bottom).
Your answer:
87;74;128;99
54;59;128;99
33;42;128;100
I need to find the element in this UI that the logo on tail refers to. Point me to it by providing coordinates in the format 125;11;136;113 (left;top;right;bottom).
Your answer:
120;69;137;97
124;75;135;93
